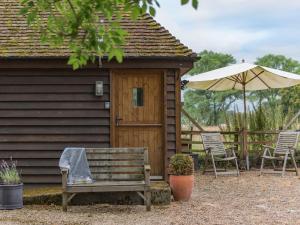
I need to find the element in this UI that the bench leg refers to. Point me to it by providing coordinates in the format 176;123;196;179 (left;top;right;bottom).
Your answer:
62;192;68;212
145;190;151;211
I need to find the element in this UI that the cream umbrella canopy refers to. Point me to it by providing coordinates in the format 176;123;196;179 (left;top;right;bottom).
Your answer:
186;62;300;169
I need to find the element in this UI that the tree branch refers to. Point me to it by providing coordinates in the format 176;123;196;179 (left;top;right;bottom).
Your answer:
66;0;79;24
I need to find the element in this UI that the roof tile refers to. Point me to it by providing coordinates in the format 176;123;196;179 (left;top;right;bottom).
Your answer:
0;0;195;58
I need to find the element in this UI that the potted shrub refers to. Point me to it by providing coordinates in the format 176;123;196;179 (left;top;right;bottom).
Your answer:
0;159;23;210
169;154;194;201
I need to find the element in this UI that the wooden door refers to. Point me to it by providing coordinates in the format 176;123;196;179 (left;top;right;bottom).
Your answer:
112;70;164;178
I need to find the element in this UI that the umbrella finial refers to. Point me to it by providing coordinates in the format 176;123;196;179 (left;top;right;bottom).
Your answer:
241;59;245;63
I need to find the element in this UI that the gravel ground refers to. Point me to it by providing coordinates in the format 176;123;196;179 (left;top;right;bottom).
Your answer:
1;171;300;225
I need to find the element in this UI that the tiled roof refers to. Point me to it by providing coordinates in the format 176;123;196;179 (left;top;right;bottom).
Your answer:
0;0;196;58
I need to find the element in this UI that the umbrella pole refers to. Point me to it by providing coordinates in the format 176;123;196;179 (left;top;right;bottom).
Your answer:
242;85;249;170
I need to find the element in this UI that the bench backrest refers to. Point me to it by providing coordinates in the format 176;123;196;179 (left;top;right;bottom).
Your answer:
201;133;226;156
85;148;148;181
274;132;299;155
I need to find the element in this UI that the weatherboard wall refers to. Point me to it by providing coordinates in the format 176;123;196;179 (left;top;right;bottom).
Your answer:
0;66;179;184
0;67;110;184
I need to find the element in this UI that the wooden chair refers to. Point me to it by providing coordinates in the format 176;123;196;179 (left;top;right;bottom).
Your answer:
260;131;299;177
201;133;240;178
61;147;151;211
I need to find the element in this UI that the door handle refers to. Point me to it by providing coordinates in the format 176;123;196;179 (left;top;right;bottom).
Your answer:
115;114;123;126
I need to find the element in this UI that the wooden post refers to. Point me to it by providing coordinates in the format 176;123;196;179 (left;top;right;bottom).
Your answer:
163;70;169;181
243;128;249;170
239;128;248;170
189;126;193;153
234;127;239;149
242;83;249;170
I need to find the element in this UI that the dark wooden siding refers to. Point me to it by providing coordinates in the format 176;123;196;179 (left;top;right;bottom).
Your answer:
0;68;110;184
166;69;177;161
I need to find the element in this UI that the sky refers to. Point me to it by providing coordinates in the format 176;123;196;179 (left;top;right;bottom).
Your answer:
155;0;300;63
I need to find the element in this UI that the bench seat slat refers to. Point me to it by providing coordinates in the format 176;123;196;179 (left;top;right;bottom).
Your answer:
86;154;144;160
86;148;145;154
88;161;144;167
68;180;145;187
66;185;146;193
90;166;144;173
66;180;146;193
92;173;144;181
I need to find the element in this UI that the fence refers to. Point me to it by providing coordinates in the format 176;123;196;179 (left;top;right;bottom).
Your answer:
181;129;279;154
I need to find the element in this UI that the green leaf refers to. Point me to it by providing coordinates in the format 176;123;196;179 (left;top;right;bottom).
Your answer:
115;49;123;63
19;7;29;15
192;0;198;9
27;10;37;25
149;6;156;16
108;48;124;63
181;0;189;5
131;7;140;20
108;51;114;61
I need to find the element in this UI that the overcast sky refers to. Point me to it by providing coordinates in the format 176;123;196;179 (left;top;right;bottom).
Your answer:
155;0;300;63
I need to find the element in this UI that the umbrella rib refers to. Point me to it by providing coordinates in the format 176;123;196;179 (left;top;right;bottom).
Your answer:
226;75;241;89
247;70;271;88
236;74;243;83
226;77;236;82
207;79;224;90
243;71;248;83
229;75;241;83
246;70;264;84
231;77;238;89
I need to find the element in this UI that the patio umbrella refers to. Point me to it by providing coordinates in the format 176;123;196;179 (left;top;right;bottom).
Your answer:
186;62;300;169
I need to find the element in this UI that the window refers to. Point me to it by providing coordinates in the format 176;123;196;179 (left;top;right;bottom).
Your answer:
132;87;144;107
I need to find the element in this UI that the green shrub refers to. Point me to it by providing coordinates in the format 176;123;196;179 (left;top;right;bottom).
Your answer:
0;159;21;185
169;154;194;176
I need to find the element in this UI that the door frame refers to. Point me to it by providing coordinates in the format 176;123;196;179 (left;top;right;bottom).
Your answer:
110;69;167;179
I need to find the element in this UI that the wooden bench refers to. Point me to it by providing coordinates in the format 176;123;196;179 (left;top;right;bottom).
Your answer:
61;147;151;211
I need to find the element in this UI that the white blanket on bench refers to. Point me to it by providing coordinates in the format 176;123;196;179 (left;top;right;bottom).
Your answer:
59;147;93;184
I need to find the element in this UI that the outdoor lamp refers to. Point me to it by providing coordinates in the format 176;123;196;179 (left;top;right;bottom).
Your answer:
95;81;103;96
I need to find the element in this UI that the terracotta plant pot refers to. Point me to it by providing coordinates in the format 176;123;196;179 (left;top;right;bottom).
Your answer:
169;175;194;201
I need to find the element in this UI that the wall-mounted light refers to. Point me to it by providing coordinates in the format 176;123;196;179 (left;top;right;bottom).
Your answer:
104;102;110;109
95;81;103;96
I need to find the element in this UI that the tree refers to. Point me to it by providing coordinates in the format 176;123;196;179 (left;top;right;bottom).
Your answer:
184;50;239;126
20;0;198;69
189;50;237;75
255;54;300;72
255;54;300;116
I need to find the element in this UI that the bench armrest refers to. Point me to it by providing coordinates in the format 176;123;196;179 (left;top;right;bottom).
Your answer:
262;145;274;157
288;146;297;155
204;147;212;154
225;146;237;156
262;145;275;150
225;147;237;157
144;164;151;186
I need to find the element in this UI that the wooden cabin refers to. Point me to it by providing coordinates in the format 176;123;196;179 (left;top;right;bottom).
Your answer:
0;0;196;184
